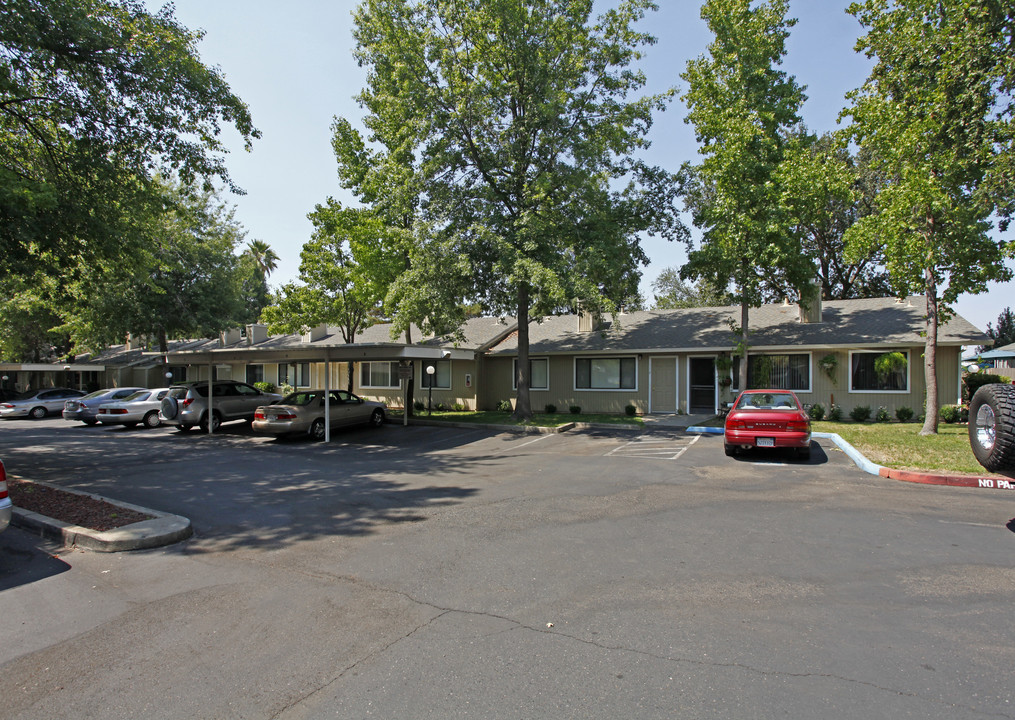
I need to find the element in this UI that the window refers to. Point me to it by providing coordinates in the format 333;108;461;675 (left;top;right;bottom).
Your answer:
732;354;811;392
420;360;451;389
280;362;311;387
166;365;187;382
850;351;909;392
245;364;264;385
575;357;637;391
513;358;549;390
360;361;400;388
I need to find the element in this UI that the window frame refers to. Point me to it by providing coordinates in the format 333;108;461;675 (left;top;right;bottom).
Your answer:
730;353;812;393
512;357;549;391
245;364;264;385
849;350;910;394
280;362;311;388
419;360;452;390
360;361;401;389
573;356;638;392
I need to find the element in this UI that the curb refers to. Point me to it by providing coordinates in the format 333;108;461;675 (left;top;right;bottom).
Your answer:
10;481;193;552
811;432;1014;491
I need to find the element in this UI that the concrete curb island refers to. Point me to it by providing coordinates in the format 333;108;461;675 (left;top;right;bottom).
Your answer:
11;480;192;553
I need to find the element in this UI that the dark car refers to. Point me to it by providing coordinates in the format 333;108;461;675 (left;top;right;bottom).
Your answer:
0;388;86;419
724;389;812;460
160;380;283;432
63;387;147;425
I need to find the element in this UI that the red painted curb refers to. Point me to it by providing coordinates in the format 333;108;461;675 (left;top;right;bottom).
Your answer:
879;466;1015;490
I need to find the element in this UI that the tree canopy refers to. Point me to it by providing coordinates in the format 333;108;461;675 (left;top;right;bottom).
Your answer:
0;0;258;279
843;0;1015;434
679;0;808;389
351;0;682;417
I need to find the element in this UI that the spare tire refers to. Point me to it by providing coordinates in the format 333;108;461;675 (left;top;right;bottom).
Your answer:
161;396;179;420
968;383;1015;473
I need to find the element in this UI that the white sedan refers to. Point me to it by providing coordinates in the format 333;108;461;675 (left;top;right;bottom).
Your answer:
97;388;172;429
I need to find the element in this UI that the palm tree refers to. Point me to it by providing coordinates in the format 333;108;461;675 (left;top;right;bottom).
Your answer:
244;240;279;280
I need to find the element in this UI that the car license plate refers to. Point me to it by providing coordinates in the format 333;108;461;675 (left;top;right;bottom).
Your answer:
756;437;775;447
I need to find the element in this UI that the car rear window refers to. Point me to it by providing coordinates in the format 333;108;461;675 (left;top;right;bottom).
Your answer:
124;391;150;401
737;393;798;410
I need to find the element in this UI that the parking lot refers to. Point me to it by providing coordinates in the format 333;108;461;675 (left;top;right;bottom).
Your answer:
2;417;1014;719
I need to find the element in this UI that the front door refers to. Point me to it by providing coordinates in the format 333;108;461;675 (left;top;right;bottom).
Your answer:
689;357;716;414
649;357;677;413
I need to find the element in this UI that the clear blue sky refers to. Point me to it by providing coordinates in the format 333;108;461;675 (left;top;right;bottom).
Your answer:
152;0;1014;334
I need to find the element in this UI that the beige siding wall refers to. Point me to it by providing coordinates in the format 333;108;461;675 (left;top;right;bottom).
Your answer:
484;346;967;417
485;355;652;414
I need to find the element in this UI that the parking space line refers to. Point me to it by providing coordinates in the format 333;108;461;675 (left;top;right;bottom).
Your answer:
486;433;554;457
606;433;700;461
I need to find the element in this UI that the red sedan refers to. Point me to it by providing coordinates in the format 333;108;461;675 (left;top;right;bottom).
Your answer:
724;389;812;460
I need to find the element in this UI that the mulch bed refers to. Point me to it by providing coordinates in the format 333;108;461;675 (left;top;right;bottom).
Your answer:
8;478;154;532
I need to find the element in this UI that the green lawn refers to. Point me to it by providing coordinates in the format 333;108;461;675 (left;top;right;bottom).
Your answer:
394;409;644;428
813;420;982;474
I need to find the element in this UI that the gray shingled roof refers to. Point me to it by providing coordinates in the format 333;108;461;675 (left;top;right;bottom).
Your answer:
487;296;985;355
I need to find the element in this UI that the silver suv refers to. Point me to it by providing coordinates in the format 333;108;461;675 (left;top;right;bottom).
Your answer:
160;381;283;432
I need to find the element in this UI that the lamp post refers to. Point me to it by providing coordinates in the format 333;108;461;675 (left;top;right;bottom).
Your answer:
426;364;435;415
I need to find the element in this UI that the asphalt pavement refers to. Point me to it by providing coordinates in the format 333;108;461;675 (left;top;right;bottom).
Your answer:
1;418;1014;719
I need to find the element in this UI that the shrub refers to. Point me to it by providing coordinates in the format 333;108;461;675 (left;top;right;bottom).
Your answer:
435;402;449;412
279;383;294;397
452;403;465;412
849;405;872;422
254;381;276;393
413;400;426;412
544;404;557;414
496;399;513;412
828;404;843;422
807;403;825;421
569;405;581;415
874;406;891;423
895;406;914;422
624;404;638;417
963;372;1010;402
940;404;968;423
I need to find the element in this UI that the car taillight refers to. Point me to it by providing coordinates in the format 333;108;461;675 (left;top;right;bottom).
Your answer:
0;460;7;500
112;408;128;415
181;398;194;407
726;419;746;430
254;409;265;420
275;412;297;420
787;419;810;432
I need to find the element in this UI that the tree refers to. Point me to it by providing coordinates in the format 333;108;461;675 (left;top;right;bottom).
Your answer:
352;0;683;418
843;0;1015;435
776;130;891;301
260;203;392;391
982;307;1015;351
0;0;258;279
651;269;732;310
244;240;280;281
60;180;248;355
679;0;809;390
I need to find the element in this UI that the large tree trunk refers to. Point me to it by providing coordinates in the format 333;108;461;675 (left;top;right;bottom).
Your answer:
513;284;532;420
920;276;940;436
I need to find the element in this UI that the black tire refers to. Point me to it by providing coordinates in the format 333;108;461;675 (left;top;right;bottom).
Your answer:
724;443;737;457
200;412;222;432
83;417;98;426
29;406;47;419
143;410;161;428
797;444;812;461
969;383;1015;473
309;418;326;441
369;408;385;428
161;397;179;420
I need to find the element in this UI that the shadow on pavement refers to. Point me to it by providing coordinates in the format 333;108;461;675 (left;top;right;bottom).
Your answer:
0;530;72;591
